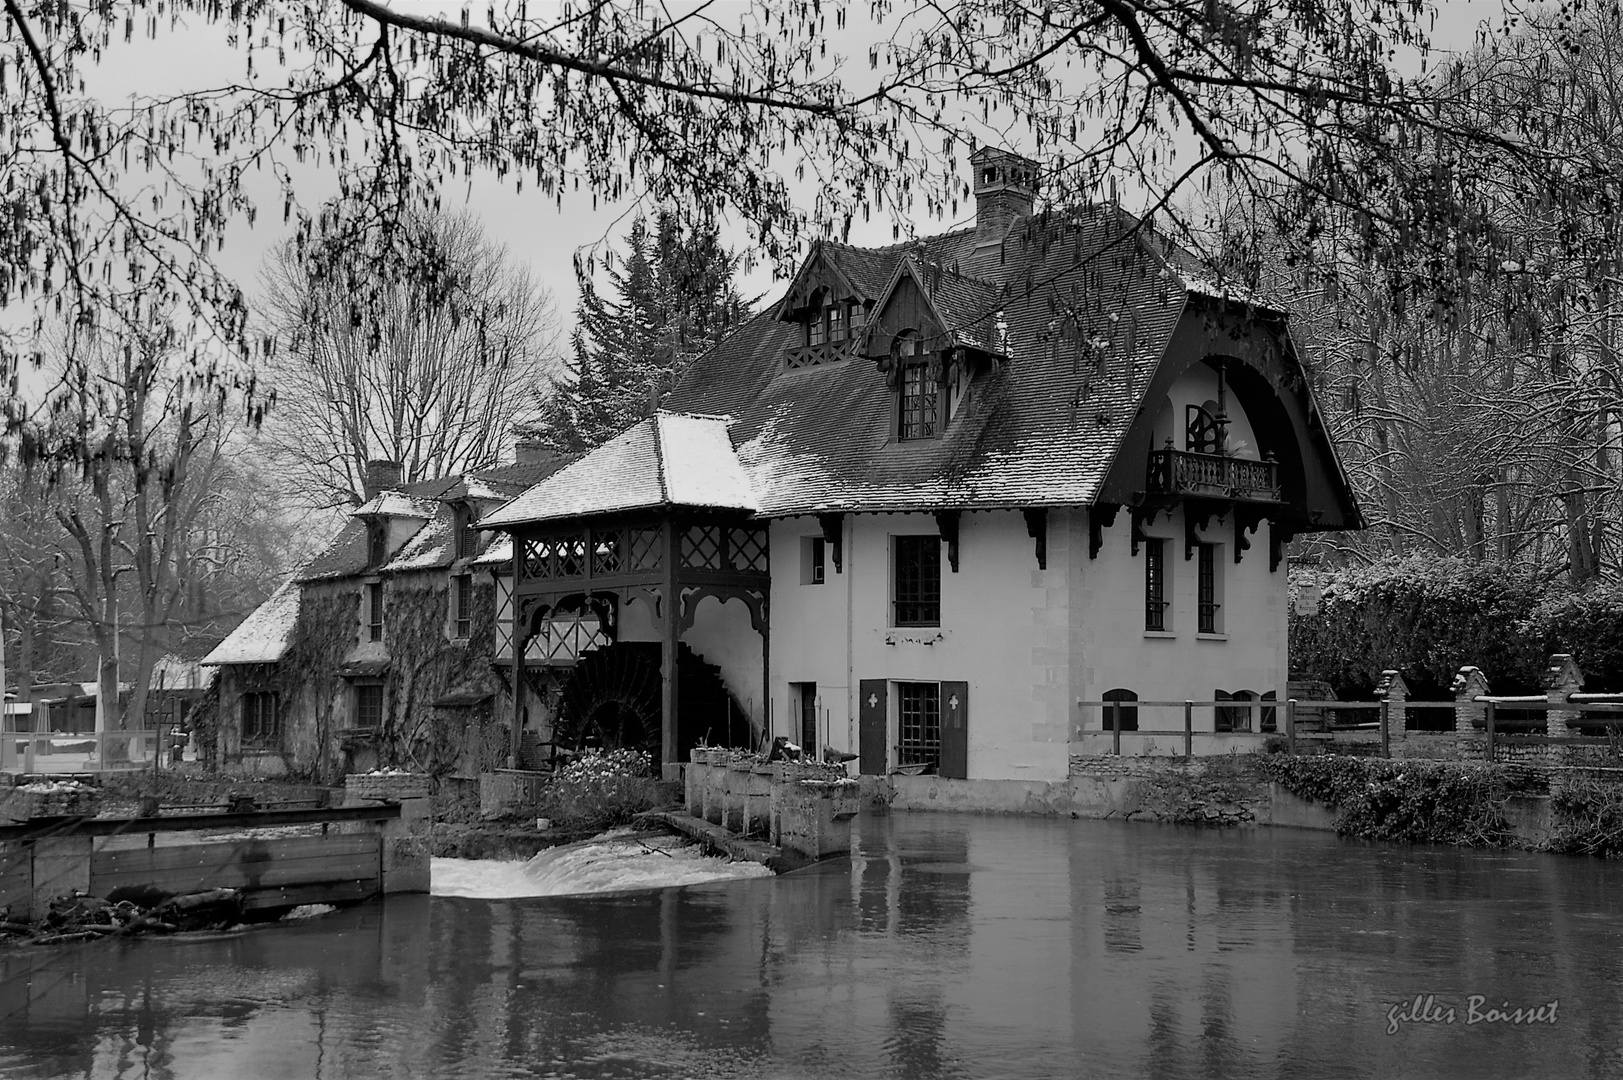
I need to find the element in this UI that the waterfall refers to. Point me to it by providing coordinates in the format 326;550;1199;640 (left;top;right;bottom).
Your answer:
431;828;772;898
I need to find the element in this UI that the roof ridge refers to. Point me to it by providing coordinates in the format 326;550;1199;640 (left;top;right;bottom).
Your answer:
649;413;670;506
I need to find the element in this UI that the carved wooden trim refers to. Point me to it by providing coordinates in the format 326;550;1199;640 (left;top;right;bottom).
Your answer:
934;510;961;572
1023;508;1048;570
1089;503;1119;560
817;512;845;574
678;584;769;635
1234;506;1267;564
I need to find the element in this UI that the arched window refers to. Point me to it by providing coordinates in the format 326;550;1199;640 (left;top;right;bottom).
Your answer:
1216;689;1256;732
1102;688;1139;732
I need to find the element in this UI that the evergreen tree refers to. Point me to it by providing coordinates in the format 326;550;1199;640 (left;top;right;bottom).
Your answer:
530;215;742;454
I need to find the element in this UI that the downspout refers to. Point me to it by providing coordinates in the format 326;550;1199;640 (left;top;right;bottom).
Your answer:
845;513;855;753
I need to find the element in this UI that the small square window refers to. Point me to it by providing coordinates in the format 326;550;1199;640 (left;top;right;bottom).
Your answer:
241;691;280;747
893;535;941;626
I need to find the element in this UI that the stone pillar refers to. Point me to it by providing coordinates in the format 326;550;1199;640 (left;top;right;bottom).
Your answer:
379;797;432;894
723;760;749;833
1452;666;1490;735
30;835;93;921
686;750;706;818
1376;670;1410;738
771;778;860;861
742;764;774;838
1544;654;1583;759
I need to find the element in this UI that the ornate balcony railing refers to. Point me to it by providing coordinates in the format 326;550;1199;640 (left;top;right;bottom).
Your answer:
1147;448;1280;502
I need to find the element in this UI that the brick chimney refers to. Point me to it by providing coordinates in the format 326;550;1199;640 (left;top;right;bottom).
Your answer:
513;438;550;466
364;459;403;498
972;147;1039;257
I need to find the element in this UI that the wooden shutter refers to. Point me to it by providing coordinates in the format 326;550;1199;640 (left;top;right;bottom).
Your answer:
940;681;968;780
859;679;888;776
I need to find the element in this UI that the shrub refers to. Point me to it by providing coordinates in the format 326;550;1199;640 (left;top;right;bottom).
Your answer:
1533;582;1623;693
537;749;661;829
1291;555;1546;697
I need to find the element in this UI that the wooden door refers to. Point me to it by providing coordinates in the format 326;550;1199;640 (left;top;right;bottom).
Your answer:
859;679;888;775
940;681;968;780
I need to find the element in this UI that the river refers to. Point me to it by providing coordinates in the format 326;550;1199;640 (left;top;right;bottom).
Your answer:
3;812;1621;1079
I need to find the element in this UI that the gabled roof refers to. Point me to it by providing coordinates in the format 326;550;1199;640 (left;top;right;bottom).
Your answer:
482;412;757;529
663;203;1191;515
860;255;1008;358
353;491;439;518
202;581;301;666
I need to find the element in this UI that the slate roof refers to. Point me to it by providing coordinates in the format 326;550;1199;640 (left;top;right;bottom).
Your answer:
662;203;1192;516
297;456;573;582
201;581;301;665
481;412;757;528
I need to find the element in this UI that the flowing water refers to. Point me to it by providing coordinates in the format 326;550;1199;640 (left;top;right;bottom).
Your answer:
3;813;1623;1080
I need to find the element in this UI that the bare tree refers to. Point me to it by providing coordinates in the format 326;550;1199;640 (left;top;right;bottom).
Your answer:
259;208;559;507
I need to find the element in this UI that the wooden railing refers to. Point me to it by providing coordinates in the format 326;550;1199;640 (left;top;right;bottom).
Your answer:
785;341;852;369
1146;449;1280;501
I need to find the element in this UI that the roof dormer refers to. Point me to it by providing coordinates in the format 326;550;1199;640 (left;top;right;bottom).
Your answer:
775;241;875;370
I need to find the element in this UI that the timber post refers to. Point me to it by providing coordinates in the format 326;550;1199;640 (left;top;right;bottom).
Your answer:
1111;699;1121;755
1184;700;1193;759
1285;699;1296;755
661;521;681;783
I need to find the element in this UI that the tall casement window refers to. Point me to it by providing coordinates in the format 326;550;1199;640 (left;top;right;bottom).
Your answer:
897;682;942;771
354;683;384;729
828;304;847;344
1144;539;1168;631
455;505;479;561
367;581;385;642
800;536;826;585
452;574;473;639
893;535;941;626
241;691;280;748
895;331;937;440
1197;542;1221;633
368;524;388;568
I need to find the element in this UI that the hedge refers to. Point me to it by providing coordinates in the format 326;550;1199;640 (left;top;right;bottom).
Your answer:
1291;556;1623;697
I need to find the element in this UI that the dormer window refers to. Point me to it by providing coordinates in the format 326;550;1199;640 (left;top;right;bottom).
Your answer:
788;292;865;370
454;503;479;561
895;331;938;441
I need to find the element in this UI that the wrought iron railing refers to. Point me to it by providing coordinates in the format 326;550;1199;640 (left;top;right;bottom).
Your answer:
1146;448;1280;501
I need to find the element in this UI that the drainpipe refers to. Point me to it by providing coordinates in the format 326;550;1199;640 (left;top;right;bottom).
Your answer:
845;513;855;754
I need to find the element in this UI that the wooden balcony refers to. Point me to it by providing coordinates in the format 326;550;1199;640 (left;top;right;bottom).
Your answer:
785;341;852;369
1147;448;1281;502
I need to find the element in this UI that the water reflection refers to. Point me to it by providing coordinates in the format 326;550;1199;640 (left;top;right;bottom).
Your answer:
4;815;1623;1078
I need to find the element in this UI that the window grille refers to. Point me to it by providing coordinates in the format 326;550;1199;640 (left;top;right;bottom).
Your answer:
1197;543;1219;633
900;362;938;440
454;575;472;639
897;682;941;770
1145;539;1167;631
367;582;384;642
355;684;384;729
241;691;280;747
893;536;941;626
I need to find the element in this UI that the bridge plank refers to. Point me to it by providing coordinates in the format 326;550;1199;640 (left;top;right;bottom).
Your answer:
91;836;379;898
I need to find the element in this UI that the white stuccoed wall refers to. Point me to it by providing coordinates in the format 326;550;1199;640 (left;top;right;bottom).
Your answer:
1073;505;1287;744
770;510;1075;781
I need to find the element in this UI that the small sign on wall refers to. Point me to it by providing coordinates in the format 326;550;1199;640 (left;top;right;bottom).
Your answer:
1294;581;1322;616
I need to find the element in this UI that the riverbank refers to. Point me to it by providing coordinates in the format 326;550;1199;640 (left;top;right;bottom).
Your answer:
865;753;1623;856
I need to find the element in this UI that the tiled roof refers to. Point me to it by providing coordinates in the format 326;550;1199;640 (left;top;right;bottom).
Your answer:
201;582;301;665
482;412;756;528
664;204;1189;515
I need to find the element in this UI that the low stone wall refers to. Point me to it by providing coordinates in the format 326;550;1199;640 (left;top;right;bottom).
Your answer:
684;752;859;861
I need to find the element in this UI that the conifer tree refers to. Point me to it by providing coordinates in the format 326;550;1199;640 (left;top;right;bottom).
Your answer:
530;215;742;454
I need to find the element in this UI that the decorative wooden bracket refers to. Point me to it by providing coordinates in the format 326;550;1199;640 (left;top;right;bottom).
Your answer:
1089;503;1119;560
1130;505;1164;556
1185;504;1221;561
1269;522;1296;573
817;512;845;574
1233;506;1267;564
1023;508;1048;570
934;510;961;572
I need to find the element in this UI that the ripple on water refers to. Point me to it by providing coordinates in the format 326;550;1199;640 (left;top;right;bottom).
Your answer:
431;829;773;899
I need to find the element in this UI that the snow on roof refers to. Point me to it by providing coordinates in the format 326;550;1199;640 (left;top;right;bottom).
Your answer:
201;581;301;665
150;655;212;691
352;491;438;518
480;412;756;529
474;535;513;567
385;515;454;572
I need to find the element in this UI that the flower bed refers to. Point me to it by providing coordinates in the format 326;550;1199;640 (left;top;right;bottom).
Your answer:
344;770;431;802
4;780;102;819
